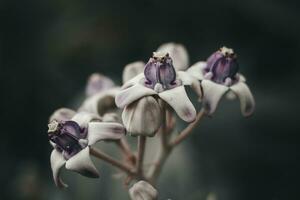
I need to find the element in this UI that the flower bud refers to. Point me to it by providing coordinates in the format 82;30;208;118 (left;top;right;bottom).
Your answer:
86;73;115;96
129;181;158;200
122;96;162;137
144;52;177;91
123;61;145;83
205;46;239;85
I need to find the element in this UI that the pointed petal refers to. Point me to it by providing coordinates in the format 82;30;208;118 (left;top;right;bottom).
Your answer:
122;61;145;84
157;42;189;70
159;86;196;122
186;61;207;80
115;83;156;108
71;112;101;127
122;73;145;89
50;149;67;188
87;122;125;145
85;73;115;96
230;81;255;117
78;88;119;116
177;71;202;98
65;147;99;178
201;80;229;115
122;96;162;137
49;108;76;123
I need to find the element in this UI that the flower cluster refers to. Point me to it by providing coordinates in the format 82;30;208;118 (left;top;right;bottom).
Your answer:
46;42;255;199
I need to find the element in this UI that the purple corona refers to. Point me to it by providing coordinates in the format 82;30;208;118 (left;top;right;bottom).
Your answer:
48;120;87;159
205;47;239;86
144;52;177;91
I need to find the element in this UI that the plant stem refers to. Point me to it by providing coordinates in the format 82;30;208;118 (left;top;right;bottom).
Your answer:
136;136;146;176
117;138;136;166
90;147;133;175
170;109;205;147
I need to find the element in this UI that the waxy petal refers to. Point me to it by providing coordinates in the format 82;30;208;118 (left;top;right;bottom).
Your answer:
85;73;115;96
65;147;99;178
186;61;207;80
87;122;125;145
49;108;76;123
79;88;119;116
230;81;255;117
115;83;156;108
71;112;101;127
122;61;145;84
157;42;189;71
159;86;196;122
177;71;202;98
122;96;162;137
129;181;158;200
201;80;229;115
50;150;67;188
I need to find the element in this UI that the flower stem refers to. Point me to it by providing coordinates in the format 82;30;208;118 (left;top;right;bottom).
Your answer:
170;109;205;147
136;136;146;176
117;138;136;166
90;147;134;175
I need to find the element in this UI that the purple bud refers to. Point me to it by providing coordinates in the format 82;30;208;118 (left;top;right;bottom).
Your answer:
205;47;239;85
48;121;87;160
144;52;177;90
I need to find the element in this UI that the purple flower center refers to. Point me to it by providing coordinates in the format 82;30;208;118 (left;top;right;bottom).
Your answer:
204;47;239;85
48;121;87;159
144;52;177;90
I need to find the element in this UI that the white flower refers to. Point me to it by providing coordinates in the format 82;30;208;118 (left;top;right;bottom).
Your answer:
129;181;158;200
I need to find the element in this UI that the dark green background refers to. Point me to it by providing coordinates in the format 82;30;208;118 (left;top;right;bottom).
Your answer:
1;0;299;199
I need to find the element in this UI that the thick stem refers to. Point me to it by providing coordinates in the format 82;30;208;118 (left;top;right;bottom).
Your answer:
117;138;136;166
170;109;205;147
90;147;134;175
136;136;146;176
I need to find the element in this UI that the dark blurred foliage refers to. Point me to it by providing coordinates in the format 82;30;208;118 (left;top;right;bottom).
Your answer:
1;0;300;199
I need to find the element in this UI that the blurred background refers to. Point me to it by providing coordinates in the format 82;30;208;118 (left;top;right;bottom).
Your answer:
1;0;300;199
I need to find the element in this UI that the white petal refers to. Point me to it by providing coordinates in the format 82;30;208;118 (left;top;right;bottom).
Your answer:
122;61;145;84
230;81;255;117
159;86;196;122
122;96;162;137
85;73;115;96
65;147;99;178
201;80;229;115
78;88;119;116
115;83;156;108
50;149;67;188
177;71;202;98
87;122;125;145
157;42;189;70
49;108;76;123
71;112;101;127
186;61;207;80
122;73;145;89
236;73;246;82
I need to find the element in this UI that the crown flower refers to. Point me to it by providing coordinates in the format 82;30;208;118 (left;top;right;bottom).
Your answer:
48;112;125;188
115;52;198;136
187;46;255;116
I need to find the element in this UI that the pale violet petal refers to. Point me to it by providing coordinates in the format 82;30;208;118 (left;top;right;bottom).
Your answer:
49;108;76;123
122;61;145;84
230;81;255;117
65;147;99;178
50;149;67;188
186;61;207;80
87;122;125;145
129;181;158;200
122;96;162;137
201;80;229;115
122;73;145;89
177;71;202;98
157;42;189;71
115;83;157;108
85;73;115;96
71;112;101;127
78;88;119;116
159;86;196;122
